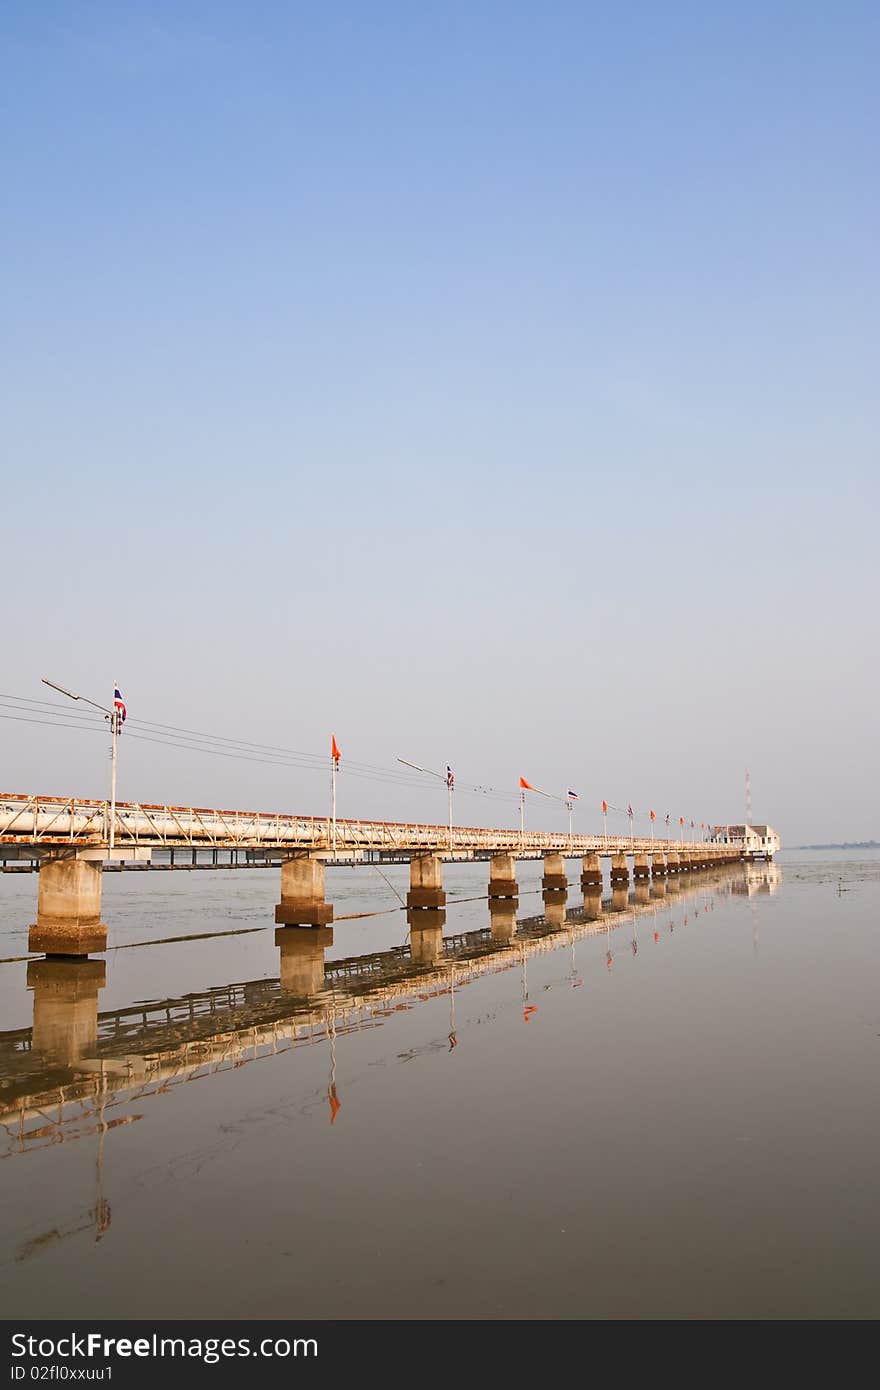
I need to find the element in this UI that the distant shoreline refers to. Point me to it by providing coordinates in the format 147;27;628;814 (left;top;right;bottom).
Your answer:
790;842;879;851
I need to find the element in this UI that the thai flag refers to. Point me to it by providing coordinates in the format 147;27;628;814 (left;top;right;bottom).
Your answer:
627;804;633;818
446;765;454;788
567;789;579;801
114;687;127;726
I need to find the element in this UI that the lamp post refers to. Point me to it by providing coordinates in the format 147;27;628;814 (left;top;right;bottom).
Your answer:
397;758;454;853
42;677;123;851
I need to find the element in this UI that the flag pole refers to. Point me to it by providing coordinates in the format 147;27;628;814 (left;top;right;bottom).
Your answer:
448;776;453;854
567;800;573;850
109;679;118;853
520;788;525;854
331;747;337;860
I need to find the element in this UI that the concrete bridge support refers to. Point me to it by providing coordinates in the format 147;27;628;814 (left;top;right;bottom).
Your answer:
407;908;446;964
633;852;650;879
275;854;334;927
407;854;446;911
580;852;602;890
541;852;568;892
488;853;518;900
610;852;629;885
489;898;518;943
27;958;105;1063
29;856;107;957
276;926;333;994
652;852;667;877
666;851;680;875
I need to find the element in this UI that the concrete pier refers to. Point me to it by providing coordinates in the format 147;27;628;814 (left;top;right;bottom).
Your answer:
27;958;106;1062
610;851;629;885
580;852;602;890
541;852;568;892
276;926;332;994
652;851;667;877
633;852;650;879
489;898;518;943
407;908;446;964
488;852;518;900
29;856;107;957
406;854;446;911
666;851;680;875
275;854;334;926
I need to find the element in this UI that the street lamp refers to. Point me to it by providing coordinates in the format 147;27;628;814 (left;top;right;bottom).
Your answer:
397;758;454;853
42;677;124;851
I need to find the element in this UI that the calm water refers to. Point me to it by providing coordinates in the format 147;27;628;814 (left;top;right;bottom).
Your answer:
1;850;878;1320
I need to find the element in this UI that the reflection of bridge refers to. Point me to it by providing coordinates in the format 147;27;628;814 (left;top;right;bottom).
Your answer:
0;866;763;1153
0;792;753;957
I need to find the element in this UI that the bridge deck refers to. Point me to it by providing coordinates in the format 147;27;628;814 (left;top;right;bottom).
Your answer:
0;793;716;857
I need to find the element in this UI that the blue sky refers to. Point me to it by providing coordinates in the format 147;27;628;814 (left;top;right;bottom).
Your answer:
2;2;877;843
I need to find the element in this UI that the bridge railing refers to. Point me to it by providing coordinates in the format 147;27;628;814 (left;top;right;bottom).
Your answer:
0;794;729;856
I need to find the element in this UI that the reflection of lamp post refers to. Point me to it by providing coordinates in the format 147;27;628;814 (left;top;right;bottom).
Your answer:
398;758;454;852
42;677;123;851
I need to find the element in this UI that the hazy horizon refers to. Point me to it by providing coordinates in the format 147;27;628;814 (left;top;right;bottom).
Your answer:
3;3;877;847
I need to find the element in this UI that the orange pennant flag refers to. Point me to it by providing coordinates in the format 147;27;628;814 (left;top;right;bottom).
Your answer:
331;735;341;764
519;777;534;790
650;809;656;821
602;799;608;814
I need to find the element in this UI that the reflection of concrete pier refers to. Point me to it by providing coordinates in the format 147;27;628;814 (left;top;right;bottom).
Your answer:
27;958;106;1063
1;863;750;1164
407;908;446;964
276;926;333;995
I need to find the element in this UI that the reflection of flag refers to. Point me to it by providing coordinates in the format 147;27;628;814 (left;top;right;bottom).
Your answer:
523;1005;537;1021
650;809;656;821
328;1085;341;1125
602;799;608;814
331;735;341;764
446;765;454;788
114;687;126;726
567;789;579;800
519;777;534;790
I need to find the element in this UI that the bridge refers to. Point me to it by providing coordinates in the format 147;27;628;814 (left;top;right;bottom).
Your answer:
0;792;770;958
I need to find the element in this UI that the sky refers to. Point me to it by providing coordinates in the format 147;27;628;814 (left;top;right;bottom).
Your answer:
2;2;877;846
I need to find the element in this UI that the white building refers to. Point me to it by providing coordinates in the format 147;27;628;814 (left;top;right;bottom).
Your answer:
708;824;781;859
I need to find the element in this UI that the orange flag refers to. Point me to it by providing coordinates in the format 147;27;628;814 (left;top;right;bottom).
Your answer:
602;799;608;814
519;777;534;790
331;734;341;765
650;809;656;821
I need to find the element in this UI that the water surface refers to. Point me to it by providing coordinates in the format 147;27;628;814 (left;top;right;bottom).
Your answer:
1;851;878;1319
